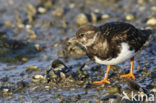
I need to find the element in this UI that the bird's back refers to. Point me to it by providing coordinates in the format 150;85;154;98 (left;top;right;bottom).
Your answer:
97;22;152;51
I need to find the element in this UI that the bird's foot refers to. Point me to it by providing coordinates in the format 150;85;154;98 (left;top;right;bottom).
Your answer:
93;78;110;84
121;73;135;80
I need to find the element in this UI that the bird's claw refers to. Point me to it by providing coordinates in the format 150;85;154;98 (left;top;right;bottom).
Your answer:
121;73;135;80
93;78;110;85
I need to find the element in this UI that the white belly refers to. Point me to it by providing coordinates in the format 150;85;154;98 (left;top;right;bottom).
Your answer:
94;43;135;65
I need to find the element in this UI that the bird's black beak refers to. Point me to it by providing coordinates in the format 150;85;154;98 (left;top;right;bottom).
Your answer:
68;37;78;44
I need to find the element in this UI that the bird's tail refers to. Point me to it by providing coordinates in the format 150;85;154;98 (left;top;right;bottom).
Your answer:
140;29;153;48
141;29;153;39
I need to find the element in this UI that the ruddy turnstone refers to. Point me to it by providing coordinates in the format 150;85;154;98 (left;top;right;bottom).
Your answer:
69;22;152;84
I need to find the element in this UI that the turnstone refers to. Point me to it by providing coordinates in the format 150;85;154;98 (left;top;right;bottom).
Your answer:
69;22;152;84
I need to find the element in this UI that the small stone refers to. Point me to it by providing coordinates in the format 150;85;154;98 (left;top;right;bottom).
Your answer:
151;71;156;79
146;18;156;25
125;14;134;21
126;79;141;91
45;86;50;90
25;24;32;29
17;81;28;89
41;0;53;8
2;88;9;93
76;13;89;25
151;6;156;11
69;3;75;8
21;57;28;62
27;29;37;39
60;72;66;79
101;14;110;19
34;44;42;51
38;7;47;14
101;94;118;101
5;21;13;28
27;65;39;71
151;88;156;93
91;12;97;23
52;8;64;17
107;87;120;94
33;75;44;79
26;4;36;23
32;74;45;83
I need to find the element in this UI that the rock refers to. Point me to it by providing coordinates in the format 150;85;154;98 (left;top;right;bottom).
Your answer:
39;0;54;8
91;12;97;23
52;8;64;17
101;14;110;20
26;4;36;24
33;75;44;79
76;13;89;25
26;29;37;40
46;59;70;83
151;71;156;79
0;86;14;96
50;59;69;75
32;75;45;83
69;3;75;8
21;57;28;62
151;88;156;93
45;85;50;90
34;44;43;51
125;14;134;21
146;18;156;25
38;7;47;14
16;81;28;90
151;6;156;11
101;94;118;102
126;79;141;91
27;65;39;71
107;86;120;94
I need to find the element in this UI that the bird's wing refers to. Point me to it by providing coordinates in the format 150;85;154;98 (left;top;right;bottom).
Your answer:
98;22;136;42
98;22;148;51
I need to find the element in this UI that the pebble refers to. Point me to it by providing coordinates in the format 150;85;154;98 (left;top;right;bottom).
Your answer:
27;29;37;39
91;12;97;23
38;7;47;14
151;88;156;93
40;0;53;8
150;71;156;79
34;44;42;51
146;18;156;25
126;80;141;91
2;88;9;93
76;13;89;25
52;8;64;17
26;4;36;23
151;6;156;11
125;14;134;21
101;14;110;19
45;86;50;90
69;3;75;8
21;57;28;62
27;65;39;71
33;75;44;79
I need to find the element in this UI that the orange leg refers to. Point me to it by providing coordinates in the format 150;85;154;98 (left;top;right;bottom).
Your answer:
121;57;135;80
93;65;111;84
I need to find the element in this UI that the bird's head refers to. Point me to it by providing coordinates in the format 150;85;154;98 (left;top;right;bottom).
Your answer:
68;25;98;48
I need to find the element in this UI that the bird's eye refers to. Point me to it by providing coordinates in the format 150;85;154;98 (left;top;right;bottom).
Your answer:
79;33;84;37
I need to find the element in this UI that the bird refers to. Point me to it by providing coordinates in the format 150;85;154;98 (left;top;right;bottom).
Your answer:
68;22;152;84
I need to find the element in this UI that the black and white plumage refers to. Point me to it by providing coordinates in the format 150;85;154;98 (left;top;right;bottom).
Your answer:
69;22;152;84
71;22;151;65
